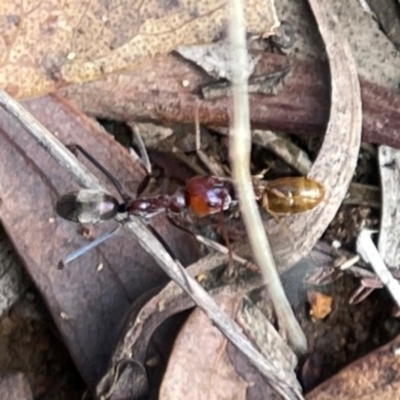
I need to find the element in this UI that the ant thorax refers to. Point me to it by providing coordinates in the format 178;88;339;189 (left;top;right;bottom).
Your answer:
184;176;237;217
126;195;172;218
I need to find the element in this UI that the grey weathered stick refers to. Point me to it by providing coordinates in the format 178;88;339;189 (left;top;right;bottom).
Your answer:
0;88;301;400
0;94;104;192
228;0;307;355
357;230;400;307
378;146;400;267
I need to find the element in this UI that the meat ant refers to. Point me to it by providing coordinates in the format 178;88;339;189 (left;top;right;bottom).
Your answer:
56;145;325;266
56;145;238;266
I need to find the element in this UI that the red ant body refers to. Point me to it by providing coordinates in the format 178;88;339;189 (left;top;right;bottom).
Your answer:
56;175;237;224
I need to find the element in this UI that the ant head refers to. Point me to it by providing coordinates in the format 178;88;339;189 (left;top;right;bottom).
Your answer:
56;189;120;224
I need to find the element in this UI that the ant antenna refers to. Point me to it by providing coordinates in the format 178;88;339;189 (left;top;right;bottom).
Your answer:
59;220;192;292
67;144;130;203
58;225;122;268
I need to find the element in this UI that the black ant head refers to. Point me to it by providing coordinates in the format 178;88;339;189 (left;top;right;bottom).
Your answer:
56;189;120;224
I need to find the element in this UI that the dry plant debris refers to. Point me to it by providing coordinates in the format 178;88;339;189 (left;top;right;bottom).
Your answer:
307;291;333;320
228;0;306;355
0;0;400;398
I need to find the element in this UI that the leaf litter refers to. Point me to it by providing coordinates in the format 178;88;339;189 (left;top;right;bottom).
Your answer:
0;0;400;399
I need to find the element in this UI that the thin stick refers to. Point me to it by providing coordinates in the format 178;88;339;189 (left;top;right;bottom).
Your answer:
0;88;301;400
195;234;258;271
227;0;307;354
0;98;104;192
130;123;152;175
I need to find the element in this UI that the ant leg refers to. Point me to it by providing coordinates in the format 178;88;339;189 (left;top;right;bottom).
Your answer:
135;174;151;199
166;210;236;276
215;204;238;276
260;194;281;222
252;168;270;181
67;144;129;203
58;225;122;269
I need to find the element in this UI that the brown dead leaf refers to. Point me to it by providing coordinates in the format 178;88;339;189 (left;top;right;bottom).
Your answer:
308;291;332;320
159;291;249;400
159;290;298;400
0;0;278;99
306;333;400;400
0;94;199;386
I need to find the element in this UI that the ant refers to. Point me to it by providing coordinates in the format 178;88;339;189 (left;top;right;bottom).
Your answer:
56;145;238;266
56;145;325;266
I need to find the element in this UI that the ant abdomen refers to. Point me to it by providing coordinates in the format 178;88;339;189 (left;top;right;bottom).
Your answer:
56;189;120;224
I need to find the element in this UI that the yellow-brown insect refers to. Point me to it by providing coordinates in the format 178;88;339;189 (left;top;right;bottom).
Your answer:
255;177;325;216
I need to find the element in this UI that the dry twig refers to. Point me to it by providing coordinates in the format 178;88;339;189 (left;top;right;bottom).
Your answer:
228;0;307;355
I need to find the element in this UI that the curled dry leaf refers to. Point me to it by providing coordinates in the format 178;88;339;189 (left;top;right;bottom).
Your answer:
264;0;362;270
0;0;279;99
307;291;332;320
96;253;230;400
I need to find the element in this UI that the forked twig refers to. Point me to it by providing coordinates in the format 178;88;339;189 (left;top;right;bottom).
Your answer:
228;0;307;355
0;88;301;400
